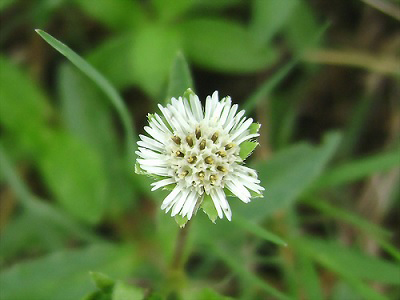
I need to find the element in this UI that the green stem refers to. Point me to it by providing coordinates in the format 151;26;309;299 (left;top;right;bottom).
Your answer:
171;221;192;271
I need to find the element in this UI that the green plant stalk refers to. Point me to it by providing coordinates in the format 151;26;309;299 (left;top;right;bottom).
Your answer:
170;221;192;271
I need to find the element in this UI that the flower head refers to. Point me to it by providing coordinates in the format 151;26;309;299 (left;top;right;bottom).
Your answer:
135;89;264;224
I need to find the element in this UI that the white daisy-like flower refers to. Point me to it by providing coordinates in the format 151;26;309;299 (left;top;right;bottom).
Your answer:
135;89;264;223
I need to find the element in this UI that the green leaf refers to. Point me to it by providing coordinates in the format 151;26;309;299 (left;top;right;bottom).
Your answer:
90;272;115;292
0;55;50;155
196;287;234;300
283;1;321;52
180;18;277;72
243;23;328;113
237;132;341;221
0;0;16;11
209;243;290;300
0;143;99;242
300;238;400;285
131;24;181;98
192;0;242;10
249;122;261;134
312;148;400;189
201;195;218;223
239;141;258;160
39;133;108;224
233;215;287;246
58;63;119;158
152;0;194;22
0;244;134;300
296;253;323;300
299;238;399;300
250;0;298;46
0;212;71;262
174;215;189;228
87;34;136;90
304;197;391;239
166;52;194;103
112;281;145;300
35;29;135;161
73;0;145;30
58;63;136;218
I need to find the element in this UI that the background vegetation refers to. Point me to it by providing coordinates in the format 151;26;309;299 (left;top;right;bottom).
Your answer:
0;0;399;299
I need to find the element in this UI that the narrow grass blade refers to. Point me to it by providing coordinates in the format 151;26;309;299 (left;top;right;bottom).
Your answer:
312;148;400;189
233;215;287;246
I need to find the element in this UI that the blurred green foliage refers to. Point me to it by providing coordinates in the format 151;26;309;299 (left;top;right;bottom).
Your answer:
0;0;399;299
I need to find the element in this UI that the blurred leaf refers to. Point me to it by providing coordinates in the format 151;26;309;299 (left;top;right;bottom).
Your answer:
233;215;287;246
0;244;134;300
192;0;242;10
243;23;328;113
131;24;181;98
196;288;234;300
87;34;135;90
209;243;290;300
90;272;115;292
58;64;118;156
152;0;194;22
304;197;391;239
242;60;296;113
35;30;135;160
166;52;194;102
0;143;99;242
73;0;145;30
58;64;136;217
312;148;400;189
238;132;341;221
0;0;16;11
112;281;145;300
296;253;323;300
0;55;50;154
301;237;400;285
284;1;321;51
250;0;298;46
0;212;70;263
39;133;107;224
180;18;277;72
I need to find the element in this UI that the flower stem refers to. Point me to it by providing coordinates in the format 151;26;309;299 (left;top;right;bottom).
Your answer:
171;221;191;271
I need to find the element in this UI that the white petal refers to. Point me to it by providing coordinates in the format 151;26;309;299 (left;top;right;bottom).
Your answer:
161;186;182;210
136;147;164;159
218;97;232;127
180;190;197;217
189;94;203;121
209;190;224;219
226;180;251;203
151;178;175;191
171;189;190;216
137;158;168;166
230;118;253;141
140;165;169;176
215;188;232;221
235;133;260;145
139;135;164;151
223;103;238;127
225;110;245;133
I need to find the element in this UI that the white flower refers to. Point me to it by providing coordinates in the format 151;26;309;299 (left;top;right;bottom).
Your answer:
135;89;264;223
